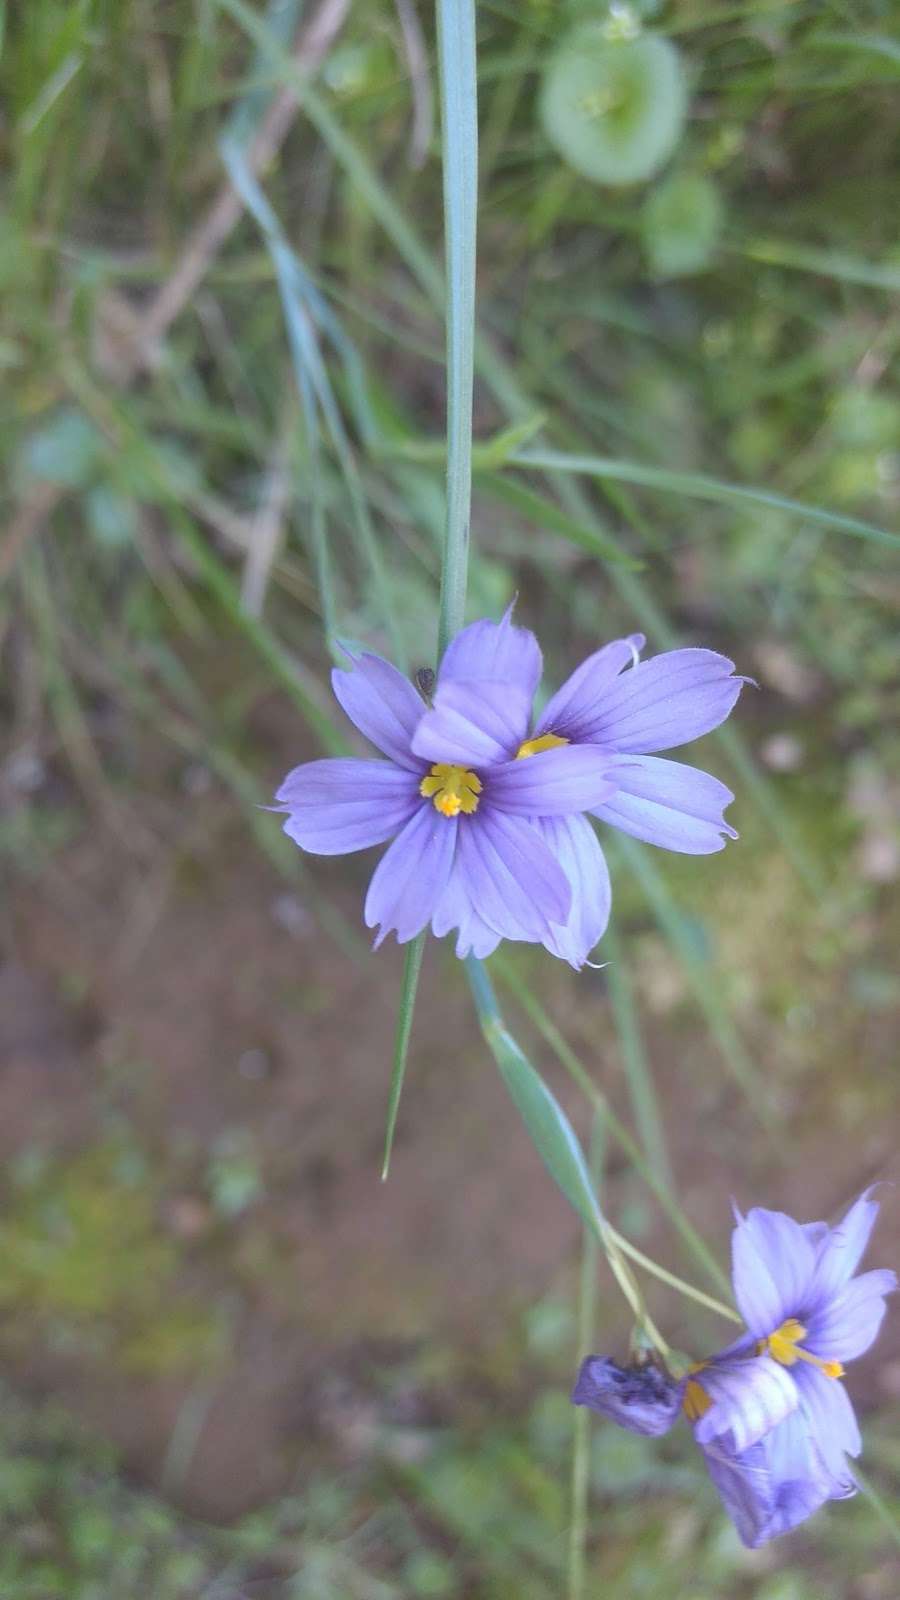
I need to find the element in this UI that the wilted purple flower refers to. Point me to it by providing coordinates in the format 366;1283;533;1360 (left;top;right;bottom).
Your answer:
572;1191;895;1548
276;609;744;965
572;1355;684;1436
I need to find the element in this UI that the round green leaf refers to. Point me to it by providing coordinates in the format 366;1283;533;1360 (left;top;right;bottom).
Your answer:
540;29;687;187
21;407;103;488
642;170;723;276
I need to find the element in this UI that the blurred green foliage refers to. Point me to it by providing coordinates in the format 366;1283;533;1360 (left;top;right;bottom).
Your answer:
0;1143;221;1374
0;1363;897;1598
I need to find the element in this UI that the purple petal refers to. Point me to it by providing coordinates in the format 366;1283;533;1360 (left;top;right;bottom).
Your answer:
364;804;457;945
793;1366;861;1480
571;1356;682;1436
766;1400;855;1501
693;1355;798;1455
805;1189;882;1309
700;1436;776;1549
276;759;421;855
535;816;611;968
570;648;746;754
487;746;617;816
591;755;738;854
703;1404;839;1549
431;866;503;960
439;606;542;704
332;650;424;770
456;808;571;943
535;635;645;741
412;679;534;767
731;1206;818;1338
804;1268;897;1363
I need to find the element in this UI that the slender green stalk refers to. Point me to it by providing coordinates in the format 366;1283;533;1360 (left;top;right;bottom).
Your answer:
383;0;479;1170
853;1464;900;1550
435;0;478;655
568;1116;603;1600
604;1226;741;1325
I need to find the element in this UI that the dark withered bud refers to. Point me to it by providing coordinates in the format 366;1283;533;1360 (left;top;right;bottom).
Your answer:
571;1355;683;1436
415;666;436;700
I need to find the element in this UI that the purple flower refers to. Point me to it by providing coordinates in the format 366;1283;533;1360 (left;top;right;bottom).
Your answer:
571;1191;895;1548
276;609;744;964
688;1189;896;1545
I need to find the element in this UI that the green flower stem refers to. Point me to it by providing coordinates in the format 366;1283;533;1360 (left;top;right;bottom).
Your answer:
382;0;479;1173
604;1225;741;1325
569;1115;603;1600
435;0;478;657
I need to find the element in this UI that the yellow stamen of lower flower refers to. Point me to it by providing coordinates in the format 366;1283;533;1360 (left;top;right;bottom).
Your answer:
419;763;482;818
515;731;569;760
682;1365;712;1423
757;1318;844;1379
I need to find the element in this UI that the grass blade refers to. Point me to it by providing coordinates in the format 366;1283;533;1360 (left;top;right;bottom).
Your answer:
511;447;900;551
382;934;426;1179
220;135;405;665
613;835;778;1134
603;919;674;1196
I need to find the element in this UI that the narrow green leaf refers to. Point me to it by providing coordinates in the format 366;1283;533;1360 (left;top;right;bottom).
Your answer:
603;919;674;1195
736;236;900;293
476;469;641;569
220;135;405;665
466;958;599;1230
511;447;900;551
382;934;427;1179
615;835;779;1134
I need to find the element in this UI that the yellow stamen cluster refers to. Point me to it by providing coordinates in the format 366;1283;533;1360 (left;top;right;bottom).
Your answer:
757;1318;844;1380
420;763;482;818
515;731;569;760
680;1323;843;1430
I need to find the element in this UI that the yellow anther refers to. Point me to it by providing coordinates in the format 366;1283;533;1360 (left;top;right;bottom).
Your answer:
758;1318;844;1380
682;1376;712;1423
420;763;481;818
515;732;569;760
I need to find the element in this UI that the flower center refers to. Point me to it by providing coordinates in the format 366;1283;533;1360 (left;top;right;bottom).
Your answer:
757;1317;844;1379
515;732;569;760
420;763;482;817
